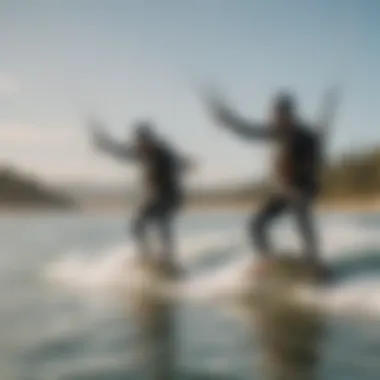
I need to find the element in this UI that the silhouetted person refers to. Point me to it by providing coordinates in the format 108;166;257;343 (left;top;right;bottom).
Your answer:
89;119;193;271
205;88;339;274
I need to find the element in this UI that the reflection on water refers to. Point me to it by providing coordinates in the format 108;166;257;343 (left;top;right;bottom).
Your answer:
228;257;327;380
131;293;176;380
127;269;243;380
256;296;325;380
6;213;380;380
128;257;327;380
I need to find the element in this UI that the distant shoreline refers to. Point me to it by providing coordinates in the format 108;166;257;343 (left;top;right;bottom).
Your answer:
78;195;380;214
2;197;380;215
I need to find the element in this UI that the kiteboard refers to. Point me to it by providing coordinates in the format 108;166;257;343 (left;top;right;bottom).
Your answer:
249;255;329;379
126;257;182;304
237;254;332;312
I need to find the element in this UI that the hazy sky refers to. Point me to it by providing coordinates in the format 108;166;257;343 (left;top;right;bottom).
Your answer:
0;0;379;187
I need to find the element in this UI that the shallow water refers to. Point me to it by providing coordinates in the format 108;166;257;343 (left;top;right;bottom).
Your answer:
2;210;380;380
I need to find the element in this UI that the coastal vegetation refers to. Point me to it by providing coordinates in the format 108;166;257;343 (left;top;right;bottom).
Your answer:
0;166;75;209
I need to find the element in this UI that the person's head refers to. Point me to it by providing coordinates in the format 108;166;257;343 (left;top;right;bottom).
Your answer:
270;92;297;132
133;120;156;153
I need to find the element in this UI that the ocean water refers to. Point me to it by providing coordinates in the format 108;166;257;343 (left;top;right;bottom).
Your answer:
2;210;380;380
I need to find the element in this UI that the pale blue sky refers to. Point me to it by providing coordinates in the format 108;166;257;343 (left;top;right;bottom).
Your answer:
0;0;379;187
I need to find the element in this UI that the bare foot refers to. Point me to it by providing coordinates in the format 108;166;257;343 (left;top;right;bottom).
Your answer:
303;256;332;283
246;258;273;279
135;255;152;271
314;262;332;283
155;259;183;278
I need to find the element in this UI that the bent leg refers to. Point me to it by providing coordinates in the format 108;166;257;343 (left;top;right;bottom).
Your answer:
249;195;288;257
291;194;319;263
157;213;175;263
131;201;156;258
155;195;182;263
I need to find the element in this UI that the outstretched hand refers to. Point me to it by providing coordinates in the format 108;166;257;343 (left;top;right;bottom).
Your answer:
87;117;109;148
319;85;342;130
186;156;198;171
202;87;234;126
179;156;197;173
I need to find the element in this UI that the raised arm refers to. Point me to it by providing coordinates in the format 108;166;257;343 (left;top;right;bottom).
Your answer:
162;144;196;174
317;86;342;145
88;119;137;162
204;90;273;140
177;155;196;173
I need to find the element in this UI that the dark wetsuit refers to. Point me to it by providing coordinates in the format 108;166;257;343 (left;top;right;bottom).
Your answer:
133;143;183;260
252;125;321;262
97;137;185;260
218;111;322;262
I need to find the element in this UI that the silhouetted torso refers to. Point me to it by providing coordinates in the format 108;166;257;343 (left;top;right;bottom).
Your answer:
140;142;182;199
274;124;320;193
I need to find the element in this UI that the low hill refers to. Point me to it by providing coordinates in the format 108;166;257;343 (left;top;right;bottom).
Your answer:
64;146;380;211
189;146;380;206
0;166;75;209
322;147;380;199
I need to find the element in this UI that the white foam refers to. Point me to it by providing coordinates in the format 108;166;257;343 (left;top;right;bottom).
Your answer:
44;229;241;292
320;277;380;317
44;218;380;318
